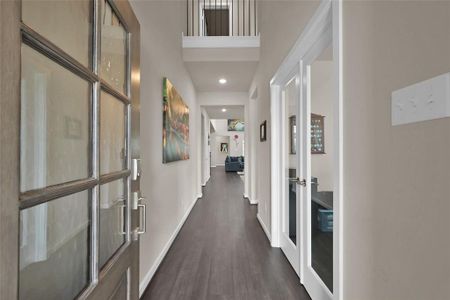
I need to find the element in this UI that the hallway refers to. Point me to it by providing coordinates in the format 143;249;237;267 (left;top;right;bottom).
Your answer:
141;167;311;300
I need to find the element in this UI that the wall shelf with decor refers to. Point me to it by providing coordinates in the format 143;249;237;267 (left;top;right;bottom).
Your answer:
311;113;325;154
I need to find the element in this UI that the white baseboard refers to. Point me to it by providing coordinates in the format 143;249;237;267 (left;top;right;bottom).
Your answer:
249;198;258;205
211;165;217;168
243;194;258;205
139;195;200;297
215;163;225;166
244;194;258;205
257;213;271;243
202;175;210;187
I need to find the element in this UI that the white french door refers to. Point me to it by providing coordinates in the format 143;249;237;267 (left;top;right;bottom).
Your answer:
270;2;342;300
300;22;334;300
280;69;301;275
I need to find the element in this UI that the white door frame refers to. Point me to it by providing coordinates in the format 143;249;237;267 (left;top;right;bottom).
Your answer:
269;1;342;299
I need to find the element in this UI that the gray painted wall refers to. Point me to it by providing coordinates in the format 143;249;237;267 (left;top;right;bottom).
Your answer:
343;2;450;299
130;0;201;292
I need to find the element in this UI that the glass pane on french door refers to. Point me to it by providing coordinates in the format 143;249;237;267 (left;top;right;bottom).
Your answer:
310;44;334;292
284;77;298;245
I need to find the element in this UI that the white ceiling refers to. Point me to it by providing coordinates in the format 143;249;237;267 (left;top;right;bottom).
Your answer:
203;105;244;119
185;61;258;92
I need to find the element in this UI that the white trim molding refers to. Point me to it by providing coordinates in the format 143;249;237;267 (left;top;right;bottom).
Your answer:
257;213;271;242
139;195;201;297
270;84;282;248
332;2;344;300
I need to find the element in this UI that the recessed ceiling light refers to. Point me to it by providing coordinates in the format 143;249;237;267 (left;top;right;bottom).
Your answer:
219;78;227;84
222;108;227;112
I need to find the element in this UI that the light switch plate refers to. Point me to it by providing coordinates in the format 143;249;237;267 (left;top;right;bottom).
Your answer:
391;72;450;126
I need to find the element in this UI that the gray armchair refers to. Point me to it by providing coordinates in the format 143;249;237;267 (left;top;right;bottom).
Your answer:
225;156;244;172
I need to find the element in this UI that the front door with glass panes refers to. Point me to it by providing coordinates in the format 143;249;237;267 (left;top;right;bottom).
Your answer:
0;0;143;299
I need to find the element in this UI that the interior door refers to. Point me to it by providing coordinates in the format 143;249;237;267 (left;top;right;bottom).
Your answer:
300;26;334;300
0;0;143;299
280;71;301;275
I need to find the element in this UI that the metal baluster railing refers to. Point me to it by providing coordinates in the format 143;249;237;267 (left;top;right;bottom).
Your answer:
187;0;257;36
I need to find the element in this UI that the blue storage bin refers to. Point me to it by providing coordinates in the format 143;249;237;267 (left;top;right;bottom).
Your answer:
318;209;333;232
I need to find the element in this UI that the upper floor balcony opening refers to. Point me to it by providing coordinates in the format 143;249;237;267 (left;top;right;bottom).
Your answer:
183;0;260;85
185;0;258;37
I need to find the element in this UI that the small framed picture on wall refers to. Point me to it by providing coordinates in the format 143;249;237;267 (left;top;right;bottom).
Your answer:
220;143;229;153
260;120;267;142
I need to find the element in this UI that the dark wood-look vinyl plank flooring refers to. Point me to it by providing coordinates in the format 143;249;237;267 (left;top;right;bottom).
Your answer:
141;167;311;300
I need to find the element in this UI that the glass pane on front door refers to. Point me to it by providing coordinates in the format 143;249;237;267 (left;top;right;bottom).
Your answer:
19;191;91;300
99;179;126;269
100;91;126;174
100;0;127;93
20;44;90;192
22;0;93;67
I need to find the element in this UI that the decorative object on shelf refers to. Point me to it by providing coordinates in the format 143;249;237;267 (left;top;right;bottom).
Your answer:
162;78;190;163
220;143;229;153
311;113;325;154
228;119;245;131
260;120;267;142
289;116;296;154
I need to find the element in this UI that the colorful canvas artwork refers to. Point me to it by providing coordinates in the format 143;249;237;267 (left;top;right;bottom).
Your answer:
163;78;190;163
227;119;245;131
